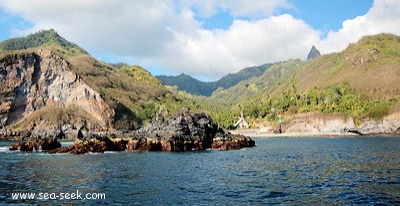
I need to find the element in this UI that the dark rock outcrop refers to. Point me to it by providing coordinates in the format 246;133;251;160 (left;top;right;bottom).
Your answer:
211;134;255;150
47;108;255;154
9;138;61;152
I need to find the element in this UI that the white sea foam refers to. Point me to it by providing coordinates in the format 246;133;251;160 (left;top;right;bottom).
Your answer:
104;151;118;154
0;146;9;153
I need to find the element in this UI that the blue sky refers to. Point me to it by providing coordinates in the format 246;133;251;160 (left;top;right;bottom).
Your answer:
286;0;373;35
199;1;373;34
0;0;398;81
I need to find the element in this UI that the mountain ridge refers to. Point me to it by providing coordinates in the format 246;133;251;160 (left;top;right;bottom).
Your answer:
157;63;273;96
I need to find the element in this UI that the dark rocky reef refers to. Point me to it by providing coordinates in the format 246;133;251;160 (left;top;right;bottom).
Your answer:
47;108;255;154
9;138;61;152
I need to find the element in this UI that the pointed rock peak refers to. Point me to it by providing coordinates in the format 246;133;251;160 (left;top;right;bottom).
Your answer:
307;45;321;60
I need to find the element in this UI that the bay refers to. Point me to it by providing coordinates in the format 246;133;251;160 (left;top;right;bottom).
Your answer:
1;136;400;205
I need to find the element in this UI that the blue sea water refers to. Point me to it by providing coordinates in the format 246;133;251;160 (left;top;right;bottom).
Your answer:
1;136;400;205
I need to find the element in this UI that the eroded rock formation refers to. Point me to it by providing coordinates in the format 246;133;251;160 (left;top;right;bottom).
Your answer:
0;50;114;136
272;112;400;136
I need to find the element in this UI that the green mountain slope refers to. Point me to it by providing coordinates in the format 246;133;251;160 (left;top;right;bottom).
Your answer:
157;73;214;96
0;29;88;57
157;63;272;96
297;33;400;99
211;59;305;103
215;63;273;89
234;33;400;124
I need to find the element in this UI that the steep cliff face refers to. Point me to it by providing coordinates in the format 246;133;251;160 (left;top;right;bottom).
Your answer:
0;49;114;132
282;113;355;134
357;112;400;135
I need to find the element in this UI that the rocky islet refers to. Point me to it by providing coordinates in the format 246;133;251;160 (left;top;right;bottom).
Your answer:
8;108;255;154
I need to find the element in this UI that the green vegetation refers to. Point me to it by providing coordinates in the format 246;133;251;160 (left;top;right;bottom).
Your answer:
157;63;272;96
204;33;400;128
211;59;305;104
157;73;215;96
109;62;129;69
0;29;88;57
67;55;185;129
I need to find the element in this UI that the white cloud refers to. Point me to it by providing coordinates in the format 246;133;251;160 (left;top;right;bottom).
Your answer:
0;0;399;81
318;0;400;54
155;14;320;79
1;0;176;57
223;15;320;63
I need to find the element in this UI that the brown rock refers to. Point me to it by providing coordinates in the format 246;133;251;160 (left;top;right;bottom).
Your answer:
211;135;255;150
9;138;61;152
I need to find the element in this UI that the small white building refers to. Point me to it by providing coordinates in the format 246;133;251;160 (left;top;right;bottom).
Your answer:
234;111;249;129
234;117;249;129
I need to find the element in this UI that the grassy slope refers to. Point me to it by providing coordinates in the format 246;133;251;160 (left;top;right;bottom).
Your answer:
296;34;400;99
157;63;272;97
157;74;215;96
211;59;305;103
207;34;400;127
0;29;87;57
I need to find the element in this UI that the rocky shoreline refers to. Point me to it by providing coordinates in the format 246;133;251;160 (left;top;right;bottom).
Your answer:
6;109;400;154
6;108;255;154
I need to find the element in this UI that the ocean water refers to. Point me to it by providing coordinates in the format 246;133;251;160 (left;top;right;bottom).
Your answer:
1;137;400;205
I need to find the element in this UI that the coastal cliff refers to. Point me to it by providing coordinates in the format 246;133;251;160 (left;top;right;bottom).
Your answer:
247;112;400;136
0;49;115;138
